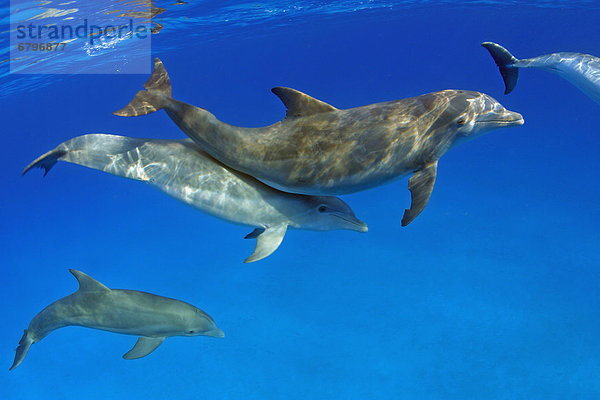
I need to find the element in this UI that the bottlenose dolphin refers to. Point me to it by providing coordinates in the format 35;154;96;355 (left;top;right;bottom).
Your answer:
10;269;223;370
114;58;524;226
482;41;600;103
23;134;367;262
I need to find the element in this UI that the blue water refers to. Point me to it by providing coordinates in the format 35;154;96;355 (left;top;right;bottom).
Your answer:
2;1;600;399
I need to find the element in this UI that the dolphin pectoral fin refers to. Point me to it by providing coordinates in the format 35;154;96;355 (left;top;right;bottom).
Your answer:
401;161;438;227
70;269;110;293
271;87;338;118
244;224;288;263
123;337;165;360
244;227;265;239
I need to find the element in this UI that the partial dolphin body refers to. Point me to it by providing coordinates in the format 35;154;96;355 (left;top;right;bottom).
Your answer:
115;58;523;226
482;41;600;103
23;134;367;262
10;269;223;370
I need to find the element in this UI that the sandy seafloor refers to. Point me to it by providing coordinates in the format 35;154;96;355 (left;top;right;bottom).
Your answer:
1;2;599;399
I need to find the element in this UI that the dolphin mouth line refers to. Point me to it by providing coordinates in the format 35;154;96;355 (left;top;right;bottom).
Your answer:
332;213;368;232
479;117;524;126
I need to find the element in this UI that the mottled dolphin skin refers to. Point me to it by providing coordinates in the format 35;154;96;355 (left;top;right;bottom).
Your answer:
10;269;223;370
114;58;524;226
482;42;600;103
23;134;367;262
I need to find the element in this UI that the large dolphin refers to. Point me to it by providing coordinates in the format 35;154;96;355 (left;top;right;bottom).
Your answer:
482;41;600;103
23;134;367;263
10;269;223;370
114;58;524;226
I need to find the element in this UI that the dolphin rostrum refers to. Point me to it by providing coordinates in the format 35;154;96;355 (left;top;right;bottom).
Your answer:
10;269;223;370
23;134;367;262
482;41;600;104
114;58;524;226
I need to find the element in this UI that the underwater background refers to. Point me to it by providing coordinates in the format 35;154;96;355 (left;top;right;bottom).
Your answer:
1;1;599;399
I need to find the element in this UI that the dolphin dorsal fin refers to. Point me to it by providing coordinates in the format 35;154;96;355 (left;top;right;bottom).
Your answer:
69;269;110;292
271;87;337;118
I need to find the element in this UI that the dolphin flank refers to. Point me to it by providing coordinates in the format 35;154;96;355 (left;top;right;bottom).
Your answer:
23;134;367;263
10;269;224;371
114;58;524;226
482;41;600;103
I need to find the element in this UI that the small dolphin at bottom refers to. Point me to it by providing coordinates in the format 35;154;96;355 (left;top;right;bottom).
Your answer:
10;269;223;371
23;134;367;263
482;41;600;103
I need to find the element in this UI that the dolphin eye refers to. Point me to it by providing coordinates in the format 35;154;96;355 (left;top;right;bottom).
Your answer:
456;118;466;126
188;330;195;334
318;205;327;213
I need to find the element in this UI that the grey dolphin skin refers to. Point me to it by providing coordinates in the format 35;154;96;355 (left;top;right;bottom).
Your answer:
114;58;523;226
10;269;223;370
482;41;600;103
23;134;367;262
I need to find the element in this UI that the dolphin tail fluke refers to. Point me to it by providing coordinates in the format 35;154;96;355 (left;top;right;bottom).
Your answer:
22;148;67;176
10;330;33;371
481;42;520;95
113;57;172;117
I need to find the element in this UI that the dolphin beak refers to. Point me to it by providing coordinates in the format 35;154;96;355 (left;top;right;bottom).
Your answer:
331;212;368;233
502;110;525;126
206;328;225;338
479;109;524;127
475;107;525;130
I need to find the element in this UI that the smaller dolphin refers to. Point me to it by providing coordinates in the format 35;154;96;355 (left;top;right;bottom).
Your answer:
23;134;367;262
10;269;223;370
482;41;600;103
